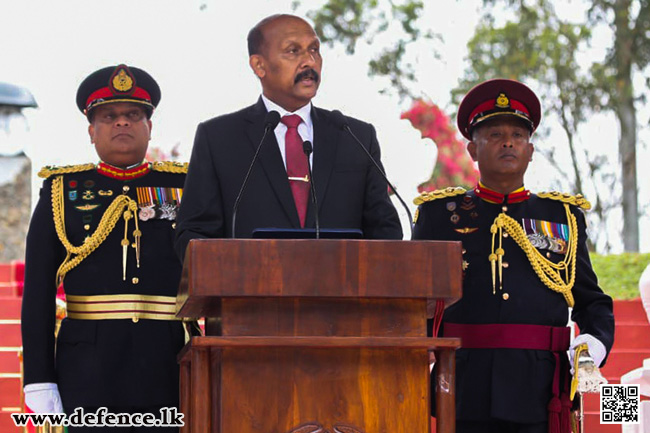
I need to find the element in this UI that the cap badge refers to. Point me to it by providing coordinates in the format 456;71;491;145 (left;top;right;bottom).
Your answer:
109;65;135;94
495;92;510;108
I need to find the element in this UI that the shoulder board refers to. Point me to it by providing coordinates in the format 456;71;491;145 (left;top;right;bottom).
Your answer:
38;163;96;179
537;191;591;210
150;161;188;174
413;187;467;205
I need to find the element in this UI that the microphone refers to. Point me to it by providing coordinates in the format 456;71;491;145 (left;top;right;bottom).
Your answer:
330;110;414;236
231;110;281;238
302;140;320;239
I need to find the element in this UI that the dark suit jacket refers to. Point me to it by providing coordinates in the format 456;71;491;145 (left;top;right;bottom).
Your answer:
175;98;402;259
22;166;187;410
413;190;614;423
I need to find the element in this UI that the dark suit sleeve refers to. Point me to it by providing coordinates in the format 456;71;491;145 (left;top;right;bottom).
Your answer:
360;124;403;240
21;180;64;385
175;122;226;261
570;208;615;364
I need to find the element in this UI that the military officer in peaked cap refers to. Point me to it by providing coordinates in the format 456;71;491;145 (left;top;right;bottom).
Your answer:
21;64;191;431
413;79;614;433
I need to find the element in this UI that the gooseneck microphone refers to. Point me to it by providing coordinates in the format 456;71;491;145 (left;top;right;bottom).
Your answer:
231;111;281;238
302;140;320;239
330;110;414;236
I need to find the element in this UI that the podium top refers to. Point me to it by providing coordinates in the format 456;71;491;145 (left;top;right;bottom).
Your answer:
176;239;462;318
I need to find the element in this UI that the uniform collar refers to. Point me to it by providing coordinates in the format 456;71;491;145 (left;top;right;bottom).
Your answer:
474;182;531;204
97;161;150;180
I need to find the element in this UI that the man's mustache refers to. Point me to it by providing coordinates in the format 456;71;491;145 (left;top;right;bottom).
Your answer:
294;69;320;84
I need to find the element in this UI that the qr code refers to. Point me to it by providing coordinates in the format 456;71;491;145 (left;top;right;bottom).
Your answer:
600;384;640;424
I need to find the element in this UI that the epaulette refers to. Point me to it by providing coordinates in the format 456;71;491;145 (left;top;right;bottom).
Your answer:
537;191;591;210
38;163;96;179
150;161;188;174
413;187;467;206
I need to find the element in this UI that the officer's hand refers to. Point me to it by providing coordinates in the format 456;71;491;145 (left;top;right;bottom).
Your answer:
24;383;64;413
639;263;650;324
569;334;606;372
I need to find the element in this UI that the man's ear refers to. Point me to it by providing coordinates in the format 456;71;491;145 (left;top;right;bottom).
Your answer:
467;141;478;162
88;123;95;144
249;55;266;79
147;119;153;140
529;142;535;161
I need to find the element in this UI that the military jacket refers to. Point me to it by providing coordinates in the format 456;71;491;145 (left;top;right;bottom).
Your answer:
413;187;614;423
22;161;188;410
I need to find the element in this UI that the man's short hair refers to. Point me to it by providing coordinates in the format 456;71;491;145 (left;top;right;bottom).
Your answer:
247;14;306;56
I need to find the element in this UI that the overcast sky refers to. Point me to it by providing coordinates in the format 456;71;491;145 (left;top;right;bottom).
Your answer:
1;0;647;252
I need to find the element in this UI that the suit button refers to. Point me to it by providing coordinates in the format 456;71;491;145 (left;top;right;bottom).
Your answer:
502;293;510;300
132;316;139;323
172;222;177;229
502;206;508;212
502;261;509;268
132;277;139;284
123;186;130;193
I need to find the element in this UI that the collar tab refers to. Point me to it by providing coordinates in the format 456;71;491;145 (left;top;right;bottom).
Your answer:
97;161;150;180
475;182;530;204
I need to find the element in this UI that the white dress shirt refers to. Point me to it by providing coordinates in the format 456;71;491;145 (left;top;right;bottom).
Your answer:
261;94;314;169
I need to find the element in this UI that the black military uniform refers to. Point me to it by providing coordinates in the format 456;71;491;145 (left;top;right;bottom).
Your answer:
412;79;614;432
21;65;189;429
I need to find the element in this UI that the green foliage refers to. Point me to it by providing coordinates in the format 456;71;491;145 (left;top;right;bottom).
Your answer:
298;0;437;99
453;1;595;126
590;253;650;299
459;0;650;252
300;0;649;251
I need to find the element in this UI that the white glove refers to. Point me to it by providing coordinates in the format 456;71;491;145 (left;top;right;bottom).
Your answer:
24;382;64;413
639;263;650;324
569;333;607;371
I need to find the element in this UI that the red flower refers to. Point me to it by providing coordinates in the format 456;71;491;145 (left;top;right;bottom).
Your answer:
402;99;478;192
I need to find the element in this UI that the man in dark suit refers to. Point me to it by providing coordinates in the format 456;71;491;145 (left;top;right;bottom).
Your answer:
22;64;188;431
175;14;402;258
412;79;614;433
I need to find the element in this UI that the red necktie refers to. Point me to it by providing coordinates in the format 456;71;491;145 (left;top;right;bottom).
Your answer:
281;114;310;227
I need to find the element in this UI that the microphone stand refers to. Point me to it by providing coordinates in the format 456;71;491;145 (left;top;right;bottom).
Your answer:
231;111;281;238
302;140;320;239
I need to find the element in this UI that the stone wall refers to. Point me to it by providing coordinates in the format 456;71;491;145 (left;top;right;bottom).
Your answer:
0;155;31;261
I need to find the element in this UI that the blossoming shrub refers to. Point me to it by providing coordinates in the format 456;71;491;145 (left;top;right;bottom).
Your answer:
401;100;478;192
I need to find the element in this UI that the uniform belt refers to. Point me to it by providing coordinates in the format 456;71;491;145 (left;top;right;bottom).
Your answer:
65;294;180;321
443;323;570;351
444;323;573;433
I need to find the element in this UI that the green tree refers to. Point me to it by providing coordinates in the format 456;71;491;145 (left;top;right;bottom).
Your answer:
298;0;438;99
456;0;649;252
452;1;617;250
589;0;650;252
304;0;649;252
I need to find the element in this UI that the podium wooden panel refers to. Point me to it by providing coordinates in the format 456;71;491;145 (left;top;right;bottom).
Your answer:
176;239;462;433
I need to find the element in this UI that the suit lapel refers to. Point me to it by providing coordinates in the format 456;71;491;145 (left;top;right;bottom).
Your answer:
309;107;339;225
244;98;301;227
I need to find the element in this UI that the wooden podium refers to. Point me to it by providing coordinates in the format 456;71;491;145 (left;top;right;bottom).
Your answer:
176;239;462;433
